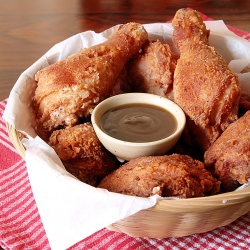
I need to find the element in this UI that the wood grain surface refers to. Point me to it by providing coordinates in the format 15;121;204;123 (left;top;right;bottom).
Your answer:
1;0;250;100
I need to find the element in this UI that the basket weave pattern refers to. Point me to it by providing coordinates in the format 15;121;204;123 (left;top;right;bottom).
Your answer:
6;122;250;238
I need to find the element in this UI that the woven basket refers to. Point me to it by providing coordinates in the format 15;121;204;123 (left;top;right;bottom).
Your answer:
6;121;250;238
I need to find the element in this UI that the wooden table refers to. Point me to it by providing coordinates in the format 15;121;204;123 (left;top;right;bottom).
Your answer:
0;0;250;100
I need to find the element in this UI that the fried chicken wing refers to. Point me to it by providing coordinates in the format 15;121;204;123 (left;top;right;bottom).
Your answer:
172;9;241;151
98;154;220;198
122;40;177;100
204;111;250;192
49;123;119;186
33;22;148;140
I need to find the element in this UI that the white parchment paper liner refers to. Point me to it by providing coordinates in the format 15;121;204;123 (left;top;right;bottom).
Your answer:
3;21;250;250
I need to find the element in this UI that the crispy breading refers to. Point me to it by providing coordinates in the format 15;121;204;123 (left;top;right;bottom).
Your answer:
33;22;148;139
98;154;220;198
172;9;241;151
122;40;177;100
204;111;250;191
49;123;119;186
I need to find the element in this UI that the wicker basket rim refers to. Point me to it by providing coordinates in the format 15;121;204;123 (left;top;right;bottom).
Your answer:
6;121;250;207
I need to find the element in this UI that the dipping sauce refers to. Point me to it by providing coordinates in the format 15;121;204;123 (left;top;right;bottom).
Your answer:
100;103;177;143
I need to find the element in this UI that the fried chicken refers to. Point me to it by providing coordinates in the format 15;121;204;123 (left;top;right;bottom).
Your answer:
204;111;250;192
98;154;220;198
122;40;177;100
172;9;241;151
49;123;119;186
33;22;148;140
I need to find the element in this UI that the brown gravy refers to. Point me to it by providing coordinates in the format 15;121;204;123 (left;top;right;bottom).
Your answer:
100;103;177;143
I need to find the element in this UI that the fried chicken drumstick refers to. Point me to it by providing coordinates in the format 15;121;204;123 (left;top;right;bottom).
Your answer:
33;22;148;140
172;9;241;151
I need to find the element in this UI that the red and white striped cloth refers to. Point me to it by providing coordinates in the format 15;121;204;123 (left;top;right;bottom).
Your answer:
1;13;250;249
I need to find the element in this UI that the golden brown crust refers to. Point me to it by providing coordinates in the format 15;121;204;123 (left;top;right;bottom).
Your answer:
204;111;250;191
172;8;210;48
172;9;241;151
49;123;119;186
33;22;148;138
98;154;220;198
123;40;177;99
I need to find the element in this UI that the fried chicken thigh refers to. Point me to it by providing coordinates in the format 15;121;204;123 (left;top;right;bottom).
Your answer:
33;22;148;140
172;9;241;151
123;40;177;100
204;111;250;192
49;123;119;186
98;154;220;198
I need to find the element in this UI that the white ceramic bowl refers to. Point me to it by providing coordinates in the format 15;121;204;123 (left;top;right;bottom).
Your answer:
91;93;186;161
